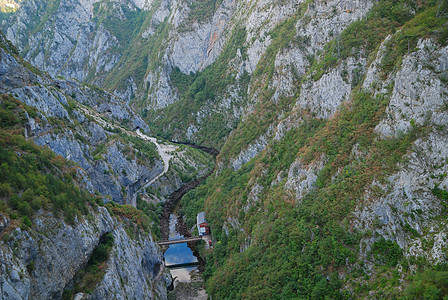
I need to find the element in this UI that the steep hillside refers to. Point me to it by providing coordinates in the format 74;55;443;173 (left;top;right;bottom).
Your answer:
178;1;448;298
0;92;170;299
0;30;214;207
1;0;372;147
2;0;448;298
0;0;230;107
1;0;148;85
0;30;213;298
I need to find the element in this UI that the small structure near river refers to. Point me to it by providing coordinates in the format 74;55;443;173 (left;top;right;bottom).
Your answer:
196;212;210;236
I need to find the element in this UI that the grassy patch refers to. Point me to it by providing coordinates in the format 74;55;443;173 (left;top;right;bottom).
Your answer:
369;237;403;267
105;202;152;234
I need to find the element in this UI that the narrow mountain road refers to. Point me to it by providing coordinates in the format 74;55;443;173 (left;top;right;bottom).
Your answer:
136;129;178;193
78;104;178;206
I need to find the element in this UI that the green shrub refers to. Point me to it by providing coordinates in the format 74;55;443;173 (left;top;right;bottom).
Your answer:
431;185;448;205
31;197;43;210
370;237;403;267
136;198;163;239
17;201;32;217
0;182;11;196
8;194;21;209
0;94;96;223
26;261;35;273
0;109;18;127
22;216;32;227
106;202;152;234
406;267;448;299
21;188;34;203
90;233;114;265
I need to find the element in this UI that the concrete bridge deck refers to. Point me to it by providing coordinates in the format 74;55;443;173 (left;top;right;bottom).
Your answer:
157;236;203;246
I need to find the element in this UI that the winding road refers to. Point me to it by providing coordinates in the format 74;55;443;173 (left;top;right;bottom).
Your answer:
136;129;178;193
78;104;178;206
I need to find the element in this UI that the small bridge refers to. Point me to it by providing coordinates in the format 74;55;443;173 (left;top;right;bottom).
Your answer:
157;236;203;246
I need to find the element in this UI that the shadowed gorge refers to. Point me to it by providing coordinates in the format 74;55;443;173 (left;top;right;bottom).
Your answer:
1;0;448;299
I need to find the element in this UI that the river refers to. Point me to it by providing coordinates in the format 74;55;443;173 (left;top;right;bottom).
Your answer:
158;145;218;299
164;213;206;299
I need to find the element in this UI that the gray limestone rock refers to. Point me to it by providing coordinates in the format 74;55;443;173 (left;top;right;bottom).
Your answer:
351;39;448;265
0;208;169;300
0;214;10;233
0;44;43;89
376;39;448;138
0;42;160;205
285;155;327;202
231;134;269;171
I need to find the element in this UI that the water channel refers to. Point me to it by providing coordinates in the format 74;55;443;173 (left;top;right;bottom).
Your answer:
159;144;218;299
163;207;207;299
165;214;199;283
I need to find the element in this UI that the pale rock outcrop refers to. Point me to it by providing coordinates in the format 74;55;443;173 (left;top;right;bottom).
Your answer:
170;0;236;74
242;0;298;73
298;0;372;51
352;39;448;264
285;155;327;202
271;47;308;102
4;0;128;83
231;134;269;171
376;39;448;137
146;65;178;109
301;66;351;118
0;35;44;88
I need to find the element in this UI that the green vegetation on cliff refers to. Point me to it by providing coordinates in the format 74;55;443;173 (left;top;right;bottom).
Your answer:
178;1;448;298
0;94;97;226
179;0;224;32
63;232;115;298
146;26;249;147
101;1;165;91
93;1;146;48
2;0;448;297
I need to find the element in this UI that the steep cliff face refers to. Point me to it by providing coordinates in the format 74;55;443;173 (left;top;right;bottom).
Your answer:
0;31;213;205
2;0;448;298
0;1;221;297
1;0;246;145
2;0;147;85
169;1;447;298
353;38;448;262
0;0;232;104
0;208;170;299
5;78;160;205
142;0;376;147
194;2;448;297
0;79;170;299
